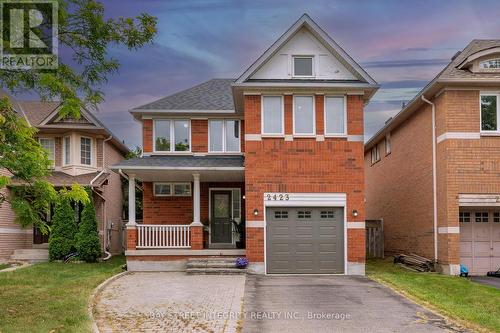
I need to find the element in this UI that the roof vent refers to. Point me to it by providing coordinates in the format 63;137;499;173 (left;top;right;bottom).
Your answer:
385;117;393;125
451;51;461;61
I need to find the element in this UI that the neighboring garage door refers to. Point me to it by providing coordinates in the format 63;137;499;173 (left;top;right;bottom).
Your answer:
266;207;344;274
459;210;500;275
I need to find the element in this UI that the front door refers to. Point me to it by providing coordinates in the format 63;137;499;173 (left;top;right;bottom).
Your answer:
211;191;233;244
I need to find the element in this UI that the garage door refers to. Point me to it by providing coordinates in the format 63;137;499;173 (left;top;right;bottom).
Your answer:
266;207;344;274
459;210;500;275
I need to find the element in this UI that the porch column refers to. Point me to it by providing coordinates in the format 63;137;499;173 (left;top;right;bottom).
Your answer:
190;173;203;249
126;174;137;251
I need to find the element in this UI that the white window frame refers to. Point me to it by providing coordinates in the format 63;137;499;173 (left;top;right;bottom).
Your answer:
293;95;316;136
208;119;241;153
38;137;55;167
63;136;71;165
153;119;192;153
80;136;93;166
153;182;191;197
371;145;380;165
479;92;500;134
324;95;347;137
385;133;391;155
292;55;315;78
261;95;285;136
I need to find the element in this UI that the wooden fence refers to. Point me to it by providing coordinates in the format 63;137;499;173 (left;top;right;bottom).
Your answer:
366;219;384;258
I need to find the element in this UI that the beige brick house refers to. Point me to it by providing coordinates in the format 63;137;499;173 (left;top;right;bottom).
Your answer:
0;91;129;261
365;40;500;275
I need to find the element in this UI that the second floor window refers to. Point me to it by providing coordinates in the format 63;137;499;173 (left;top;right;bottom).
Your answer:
64;136;71;165
371;145;380;165
39;138;55;167
385;133;391;155
480;59;500;69
154;119;190;152
324;96;346;136
262;96;283;135
80;137;92;165
209;120;240;152
481;94;499;132
294;95;315;135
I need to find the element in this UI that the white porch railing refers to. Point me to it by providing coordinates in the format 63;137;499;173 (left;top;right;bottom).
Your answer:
137;224;191;248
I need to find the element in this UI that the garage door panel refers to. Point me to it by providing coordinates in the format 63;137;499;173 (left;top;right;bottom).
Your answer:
474;224;490;241
474;242;492;257
493;241;500;256
266;207;344;274
474;258;492;273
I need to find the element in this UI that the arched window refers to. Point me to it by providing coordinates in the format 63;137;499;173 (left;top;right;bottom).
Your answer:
480;58;500;69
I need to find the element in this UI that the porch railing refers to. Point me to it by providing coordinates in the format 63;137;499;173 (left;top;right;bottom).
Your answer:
137;224;191;249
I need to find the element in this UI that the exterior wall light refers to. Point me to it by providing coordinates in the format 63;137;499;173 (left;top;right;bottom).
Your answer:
352;209;358;217
253;208;259;216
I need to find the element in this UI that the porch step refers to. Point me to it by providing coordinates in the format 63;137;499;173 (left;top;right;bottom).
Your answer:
186;257;246;275
10;249;49;263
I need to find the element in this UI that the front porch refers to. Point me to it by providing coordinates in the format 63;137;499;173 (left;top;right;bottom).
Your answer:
113;155;246;268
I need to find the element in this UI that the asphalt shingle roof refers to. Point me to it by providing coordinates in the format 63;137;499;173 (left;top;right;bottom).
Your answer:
113;155;244;169
134;79;235;110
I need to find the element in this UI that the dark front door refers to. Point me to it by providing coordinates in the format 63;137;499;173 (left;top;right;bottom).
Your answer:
211;191;233;244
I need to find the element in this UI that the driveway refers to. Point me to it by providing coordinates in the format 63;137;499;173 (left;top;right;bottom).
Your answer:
243;275;467;333
470;276;500;289
93;272;245;332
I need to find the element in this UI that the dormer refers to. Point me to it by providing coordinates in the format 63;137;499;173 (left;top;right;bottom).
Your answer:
456;46;500;73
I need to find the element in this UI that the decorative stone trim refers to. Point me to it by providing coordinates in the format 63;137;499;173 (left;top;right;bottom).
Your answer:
247;220;265;228
438;227;460;234
347;222;365;229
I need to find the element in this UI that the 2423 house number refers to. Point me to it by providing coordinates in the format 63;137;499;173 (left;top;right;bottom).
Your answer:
266;193;290;201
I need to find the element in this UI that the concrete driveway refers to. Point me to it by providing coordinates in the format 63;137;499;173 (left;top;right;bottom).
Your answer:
243;275;467;333
470;276;500;289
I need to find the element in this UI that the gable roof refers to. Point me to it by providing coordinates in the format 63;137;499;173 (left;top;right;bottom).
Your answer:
365;39;500;151
234;14;377;86
18;101;61;126
132;78;235;112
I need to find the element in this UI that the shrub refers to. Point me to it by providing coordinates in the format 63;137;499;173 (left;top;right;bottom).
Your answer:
75;196;101;262
49;198;77;260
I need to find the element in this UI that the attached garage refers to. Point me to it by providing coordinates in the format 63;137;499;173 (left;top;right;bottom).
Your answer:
459;210;500;275
266;207;344;274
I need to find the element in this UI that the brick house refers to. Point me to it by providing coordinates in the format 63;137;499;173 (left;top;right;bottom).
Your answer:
0;91;129;261
113;14;378;274
365;40;500;275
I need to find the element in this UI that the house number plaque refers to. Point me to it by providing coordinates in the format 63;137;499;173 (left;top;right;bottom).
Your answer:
265;193;290;201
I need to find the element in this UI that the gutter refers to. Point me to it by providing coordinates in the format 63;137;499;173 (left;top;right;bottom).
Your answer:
421;95;438;263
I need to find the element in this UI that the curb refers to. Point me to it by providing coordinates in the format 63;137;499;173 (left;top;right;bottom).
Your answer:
88;270;131;333
0;262;32;273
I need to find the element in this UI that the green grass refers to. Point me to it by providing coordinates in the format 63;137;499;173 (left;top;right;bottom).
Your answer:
367;258;500;332
0;263;10;271
0;256;125;333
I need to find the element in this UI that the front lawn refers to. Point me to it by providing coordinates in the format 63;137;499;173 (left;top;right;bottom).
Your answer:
367;258;500;333
0;256;125;333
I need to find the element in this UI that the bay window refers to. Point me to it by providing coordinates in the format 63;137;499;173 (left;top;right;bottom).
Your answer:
293;95;315;135
64;136;71;165
80;137;92;165
324;96;346;136
481;94;499;133
262;96;283;135
209;119;240;152
39;138;55;167
154;119;190;152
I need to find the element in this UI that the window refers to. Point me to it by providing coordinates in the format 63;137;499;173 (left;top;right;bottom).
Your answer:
459;212;470;223
64;136;71;165
153;182;191;197
262;96;283;135
480;59;500;69
385;133;391;155
481;94;499;132
274;210;289;219
475;212;488;223
232;189;241;219
494;212;499;223
320;210;335;219
209;120;240;152
39;138;55;166
80;137;92;165
371;145;380;164
293;95;315;135
324;96;345;135
298;210;312;219
293;56;313;76
154;120;191;152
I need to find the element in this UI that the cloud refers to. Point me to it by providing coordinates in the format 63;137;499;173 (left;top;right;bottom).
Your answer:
362;58;450;68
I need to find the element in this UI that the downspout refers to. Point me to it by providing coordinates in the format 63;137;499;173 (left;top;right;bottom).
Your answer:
421;95;438;262
90;135;113;261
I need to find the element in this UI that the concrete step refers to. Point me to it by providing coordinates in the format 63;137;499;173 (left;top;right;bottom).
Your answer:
10;249;49;263
186;267;246;275
187;262;237;269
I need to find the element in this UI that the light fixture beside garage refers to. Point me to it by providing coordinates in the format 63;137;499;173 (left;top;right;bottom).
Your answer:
352;209;358;217
253;208;259;216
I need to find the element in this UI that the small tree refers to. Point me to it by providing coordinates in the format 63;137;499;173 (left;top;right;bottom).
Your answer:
75;193;101;262
49;198;77;260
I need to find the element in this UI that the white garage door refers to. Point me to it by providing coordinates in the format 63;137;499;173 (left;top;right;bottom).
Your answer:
459;210;500;275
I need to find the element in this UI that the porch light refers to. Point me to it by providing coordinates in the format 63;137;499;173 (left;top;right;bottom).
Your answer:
352;209;358;217
253;208;259;216
242;195;246;200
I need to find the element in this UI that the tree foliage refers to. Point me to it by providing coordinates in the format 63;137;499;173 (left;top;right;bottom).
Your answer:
48;198;77;260
75;190;101;262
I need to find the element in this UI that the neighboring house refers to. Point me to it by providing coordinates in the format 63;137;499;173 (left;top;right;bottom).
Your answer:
112;14;378;274
0;91;129;261
365;40;500;275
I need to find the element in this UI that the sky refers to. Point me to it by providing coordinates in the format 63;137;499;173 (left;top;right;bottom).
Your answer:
42;0;500;148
